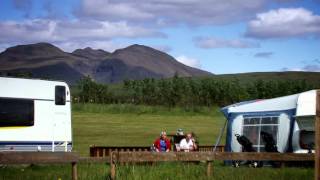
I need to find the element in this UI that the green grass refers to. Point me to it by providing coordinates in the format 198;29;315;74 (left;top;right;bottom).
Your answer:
0;163;313;180
115;163;313;180
72;104;225;156
0;164;109;180
0;104;314;179
72;103;220;116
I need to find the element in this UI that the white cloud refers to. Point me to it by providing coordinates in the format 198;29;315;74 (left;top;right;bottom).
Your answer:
151;45;172;53
246;8;320;39
193;36;259;49
281;67;303;71
56;20;166;40
56;41;128;53
0;19;58;43
175;55;201;68
254;52;273;58
77;0;266;25
282;59;320;72
302;64;320;72
0;19;165;51
79;0;154;21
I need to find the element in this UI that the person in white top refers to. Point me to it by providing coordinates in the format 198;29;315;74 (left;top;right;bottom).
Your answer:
179;133;197;152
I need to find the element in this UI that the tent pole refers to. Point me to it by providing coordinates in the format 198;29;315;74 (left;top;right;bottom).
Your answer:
213;119;227;152
315;90;320;180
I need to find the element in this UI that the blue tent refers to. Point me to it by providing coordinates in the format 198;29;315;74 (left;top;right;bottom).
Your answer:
220;90;316;153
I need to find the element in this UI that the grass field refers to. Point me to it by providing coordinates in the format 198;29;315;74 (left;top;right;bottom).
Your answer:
0;104;314;179
72;103;225;156
0;163;314;180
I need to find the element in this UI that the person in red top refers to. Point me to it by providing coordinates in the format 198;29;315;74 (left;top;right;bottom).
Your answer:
153;131;171;152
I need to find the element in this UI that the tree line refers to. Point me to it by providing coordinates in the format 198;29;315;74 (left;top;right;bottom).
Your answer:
75;75;319;107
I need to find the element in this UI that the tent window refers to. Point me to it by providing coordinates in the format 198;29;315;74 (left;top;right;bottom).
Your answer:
0;98;34;127
244;118;259;125
55;86;66;105
243;116;279;152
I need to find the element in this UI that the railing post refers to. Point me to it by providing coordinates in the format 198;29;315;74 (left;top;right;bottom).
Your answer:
89;145;94;157
315;90;320;180
206;161;212;177
72;162;78;180
110;152;116;180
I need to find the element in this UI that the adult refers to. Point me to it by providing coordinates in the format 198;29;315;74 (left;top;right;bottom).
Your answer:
179;133;197;152
153;131;171;152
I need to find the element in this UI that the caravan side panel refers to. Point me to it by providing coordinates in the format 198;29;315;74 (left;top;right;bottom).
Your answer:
0;77;72;152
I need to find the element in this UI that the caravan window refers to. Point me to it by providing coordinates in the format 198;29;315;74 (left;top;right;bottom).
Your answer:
242;116;279;152
0;98;34;127
55;86;66;105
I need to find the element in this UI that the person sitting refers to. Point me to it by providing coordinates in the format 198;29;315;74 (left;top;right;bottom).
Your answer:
179;133;197;152
153;131;171;152
174;128;185;151
176;128;184;136
190;132;199;150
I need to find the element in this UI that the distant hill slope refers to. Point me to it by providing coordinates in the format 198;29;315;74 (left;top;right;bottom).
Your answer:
112;45;210;77
212;71;320;84
0;43;211;84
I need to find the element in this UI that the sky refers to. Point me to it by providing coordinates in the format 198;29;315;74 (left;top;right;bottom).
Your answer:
0;0;319;74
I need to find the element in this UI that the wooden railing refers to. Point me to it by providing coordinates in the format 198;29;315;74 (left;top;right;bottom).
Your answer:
0;152;79;180
89;145;225;157
109;151;314;179
197;145;225;152
0;151;315;180
112;151;314;162
90;146;150;157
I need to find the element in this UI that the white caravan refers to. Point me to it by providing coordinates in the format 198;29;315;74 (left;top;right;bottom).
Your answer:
0;77;72;152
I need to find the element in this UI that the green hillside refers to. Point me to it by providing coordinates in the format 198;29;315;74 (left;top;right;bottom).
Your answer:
211;71;320;84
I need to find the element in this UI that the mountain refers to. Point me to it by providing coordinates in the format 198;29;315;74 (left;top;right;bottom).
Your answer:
72;47;110;60
0;43;71;69
112;44;209;77
0;43;211;84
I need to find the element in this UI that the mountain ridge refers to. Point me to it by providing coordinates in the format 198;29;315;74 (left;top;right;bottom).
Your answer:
0;42;211;84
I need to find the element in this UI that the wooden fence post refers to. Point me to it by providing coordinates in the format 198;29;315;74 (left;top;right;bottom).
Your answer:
110;152;116;180
72;162;78;180
206;161;212;177
315;90;320;180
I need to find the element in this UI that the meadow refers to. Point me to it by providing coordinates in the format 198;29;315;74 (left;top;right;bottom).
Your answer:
71;103;224;156
0;104;314;179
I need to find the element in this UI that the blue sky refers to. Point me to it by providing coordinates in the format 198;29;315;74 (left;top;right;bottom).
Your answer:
0;0;319;74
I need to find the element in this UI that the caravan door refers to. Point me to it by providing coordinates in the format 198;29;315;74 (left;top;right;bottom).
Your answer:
53;85;68;151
